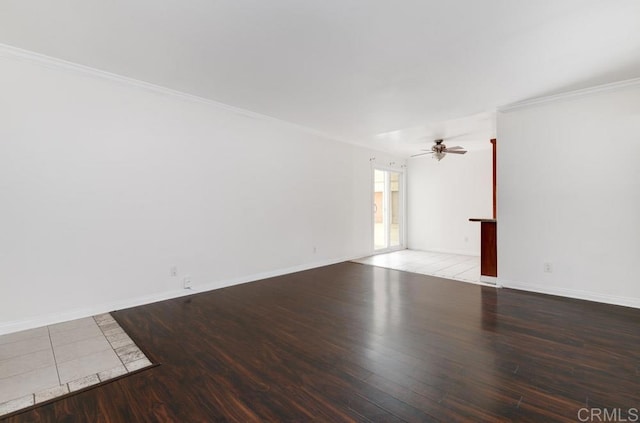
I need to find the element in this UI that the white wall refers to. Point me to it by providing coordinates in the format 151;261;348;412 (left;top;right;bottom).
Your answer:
0;47;404;334
407;148;493;256
498;80;640;308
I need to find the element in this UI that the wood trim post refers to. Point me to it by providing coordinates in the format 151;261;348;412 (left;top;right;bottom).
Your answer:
490;139;497;219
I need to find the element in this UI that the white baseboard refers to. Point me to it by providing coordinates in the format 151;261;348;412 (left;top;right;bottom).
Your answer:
188;254;367;295
0;254;364;336
0;289;195;336
498;278;640;310
479;275;498;285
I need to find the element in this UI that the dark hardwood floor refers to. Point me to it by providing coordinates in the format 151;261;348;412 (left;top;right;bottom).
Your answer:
6;262;640;422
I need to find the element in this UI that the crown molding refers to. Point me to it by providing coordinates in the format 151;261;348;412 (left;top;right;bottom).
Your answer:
499;77;640;113
0;43;357;146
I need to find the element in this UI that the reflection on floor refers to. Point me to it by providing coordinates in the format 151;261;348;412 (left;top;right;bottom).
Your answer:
0;313;153;417
353;249;485;285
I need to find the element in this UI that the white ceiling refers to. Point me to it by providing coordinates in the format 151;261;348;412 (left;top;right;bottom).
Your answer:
1;0;639;157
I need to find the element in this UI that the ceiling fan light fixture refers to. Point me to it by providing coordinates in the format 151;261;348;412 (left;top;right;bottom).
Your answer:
433;151;445;161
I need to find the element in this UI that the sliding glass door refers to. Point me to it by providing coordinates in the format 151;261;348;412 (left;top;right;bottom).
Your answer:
373;168;403;252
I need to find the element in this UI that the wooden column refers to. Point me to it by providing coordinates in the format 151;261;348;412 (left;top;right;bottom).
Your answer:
480;221;497;277
469;218;497;279
491;138;496;219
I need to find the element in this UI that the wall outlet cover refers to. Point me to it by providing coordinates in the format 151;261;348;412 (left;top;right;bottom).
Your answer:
183;276;192;289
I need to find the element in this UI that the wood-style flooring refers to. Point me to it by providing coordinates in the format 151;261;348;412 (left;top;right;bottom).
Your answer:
6;262;640;422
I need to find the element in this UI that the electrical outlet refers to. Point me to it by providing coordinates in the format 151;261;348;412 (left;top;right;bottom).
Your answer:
313;246;317;253
183;275;192;289
170;266;178;277
544;262;553;273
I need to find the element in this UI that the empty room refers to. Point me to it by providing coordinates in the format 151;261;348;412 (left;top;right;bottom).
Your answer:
1;1;640;422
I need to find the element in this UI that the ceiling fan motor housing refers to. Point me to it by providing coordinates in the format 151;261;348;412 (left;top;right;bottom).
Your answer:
411;138;465;159
432;139;446;160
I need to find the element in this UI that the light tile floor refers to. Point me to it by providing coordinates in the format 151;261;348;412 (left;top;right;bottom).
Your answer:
353;249;491;286
0;313;153;417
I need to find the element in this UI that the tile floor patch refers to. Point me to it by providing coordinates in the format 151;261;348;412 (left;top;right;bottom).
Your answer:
68;374;101;392
0;394;34;416
49;317;96;334
0;348;55;379
125;357;153;372
98;365;127;382
94;314;115;325
0;365;59;403
0;313;154;418
115;344;144;364
53;335;112;364
102;327;125;338
109;335;134;350
353;249;490;286
97;322;120;332
50;324;104;348
57;344;125;383
0;327;48;346
35;385;69;404
0;335;51;361
105;331;131;343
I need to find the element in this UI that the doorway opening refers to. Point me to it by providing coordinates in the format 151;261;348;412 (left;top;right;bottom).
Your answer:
373;168;404;252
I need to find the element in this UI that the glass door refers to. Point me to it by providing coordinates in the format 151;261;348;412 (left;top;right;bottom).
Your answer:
374;169;403;252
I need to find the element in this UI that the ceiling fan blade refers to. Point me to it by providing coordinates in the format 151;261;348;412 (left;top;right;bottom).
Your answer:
445;150;467;154
411;152;434;157
446;146;464;150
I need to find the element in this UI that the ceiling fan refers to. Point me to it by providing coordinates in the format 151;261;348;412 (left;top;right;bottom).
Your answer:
411;139;467;161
